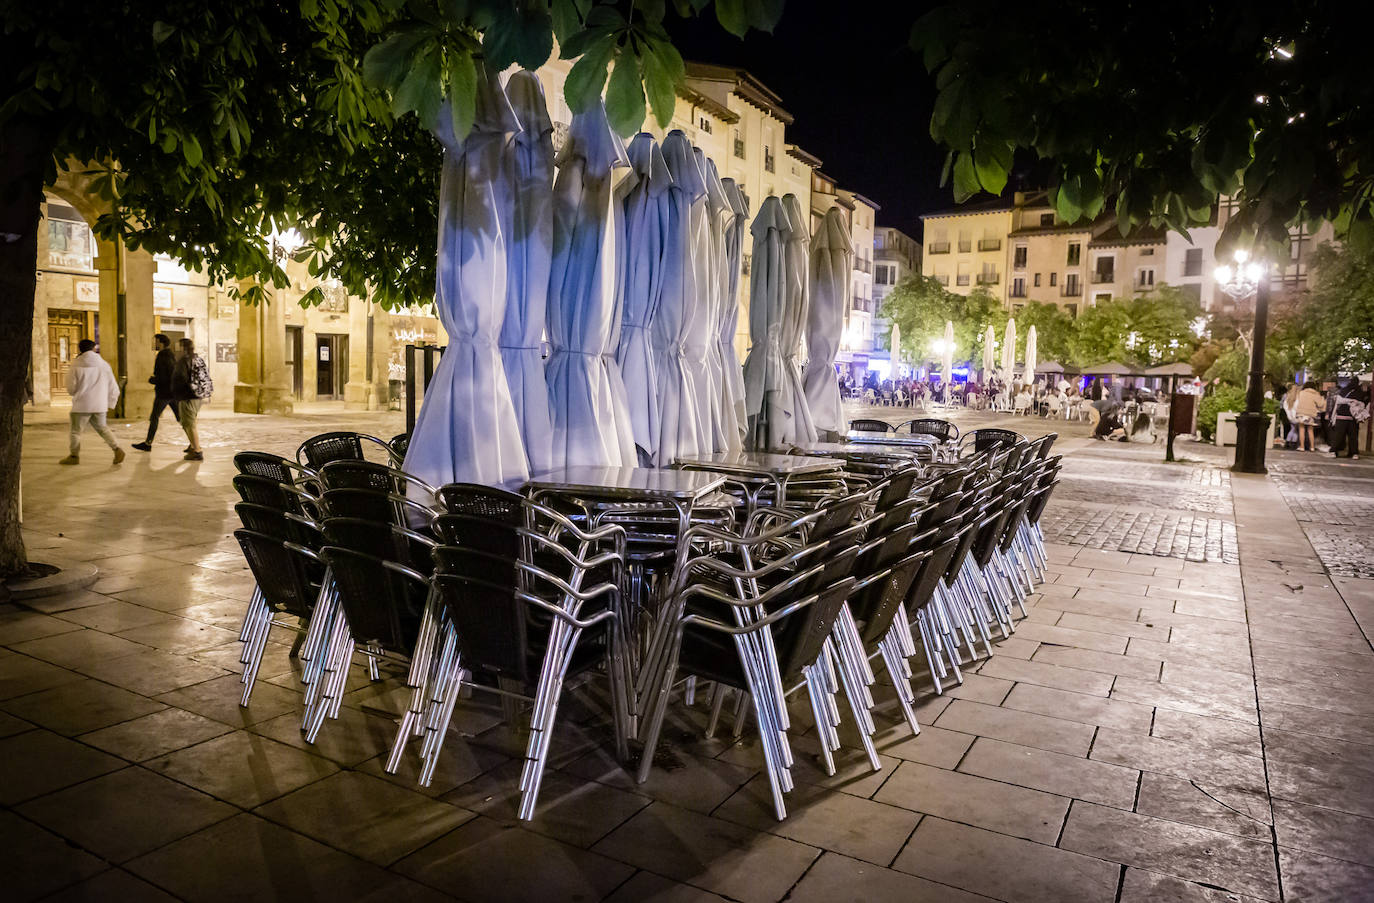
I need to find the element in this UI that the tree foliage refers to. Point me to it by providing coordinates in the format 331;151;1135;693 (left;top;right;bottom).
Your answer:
1068;288;1204;369
1304;240;1374;375
912;2;1373;256
881;276;1000;366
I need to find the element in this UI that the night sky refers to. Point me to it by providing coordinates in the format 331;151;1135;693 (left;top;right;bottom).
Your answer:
672;0;949;238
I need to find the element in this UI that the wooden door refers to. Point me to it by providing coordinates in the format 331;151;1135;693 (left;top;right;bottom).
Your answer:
48;309;87;394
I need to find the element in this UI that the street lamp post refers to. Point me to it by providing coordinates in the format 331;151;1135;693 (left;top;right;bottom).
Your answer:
1215;250;1270;474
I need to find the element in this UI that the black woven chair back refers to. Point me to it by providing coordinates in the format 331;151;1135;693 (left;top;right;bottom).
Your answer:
1032;432;1058;459
431;544;529;683
432;513;523;562
235;502;322;548
235;452;300;483
321;488;432;525
849;418;893;433
874;466;922;510
319;546;426;653
943;495;991;584
902;418;958;441
773;566;859;677
970;428;1022;453
1027;478;1060;525
437;483;525;520
859;542;934;645
323;517;433;574
234;529;321;619
298;432;369;469
906;527;964;617
809;494;866;542
390;433;410;459
320;460;398;493
232;474;318;518
916;491;965;533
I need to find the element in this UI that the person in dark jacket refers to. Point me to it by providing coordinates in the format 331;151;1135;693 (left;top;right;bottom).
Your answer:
170;337;210;461
1327;378;1367;460
131;334;178;451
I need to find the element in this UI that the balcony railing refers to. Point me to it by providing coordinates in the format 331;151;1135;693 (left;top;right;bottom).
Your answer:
1061;283;1082;297
956;275;970;286
957;241;972;253
928;241;950;254
854;258;871;274
978;239;1001;251
852;297;870;312
977;273;1000;285
934;274;950;286
1012;258;1027;270
1092;272;1115;284
734;138;745;159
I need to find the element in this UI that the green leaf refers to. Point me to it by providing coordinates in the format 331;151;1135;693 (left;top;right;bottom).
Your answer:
564;35;615;114
605;47;646;137
183;134;203;167
483;4;554;71
1054;181;1083;223
952;152;980;202
151;21;176;44
551;0;585;44
715;0;748;37
648;37;684;81
636;0;667;23
642;45;676;128
392;43;443;130
558;25;615;60
447;51;478;141
745;0;784;32
363;29;431;91
973;140;1012;194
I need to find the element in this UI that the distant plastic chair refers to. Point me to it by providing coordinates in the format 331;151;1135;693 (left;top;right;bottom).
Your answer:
849;418;894;433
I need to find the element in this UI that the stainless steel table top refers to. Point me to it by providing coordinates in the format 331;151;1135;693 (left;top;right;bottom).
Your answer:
845;431;941;448
673;452;845;476
525;466;726;500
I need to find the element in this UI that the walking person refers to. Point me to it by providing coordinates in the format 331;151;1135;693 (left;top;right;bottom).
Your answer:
131;333;178;452
171;338;212;461
1293;381;1326;452
59;339;125;466
1327;378;1368;460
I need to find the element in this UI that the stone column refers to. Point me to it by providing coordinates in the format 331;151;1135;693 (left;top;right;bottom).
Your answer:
234;282;293;414
96;241;155;420
343;296;375;410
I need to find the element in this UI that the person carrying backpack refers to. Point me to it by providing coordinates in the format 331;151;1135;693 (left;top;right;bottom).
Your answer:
170;337;213;461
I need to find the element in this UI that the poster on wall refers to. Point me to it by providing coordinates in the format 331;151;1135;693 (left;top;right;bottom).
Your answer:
74;280;98;305
215;343;238;363
154;285;174;311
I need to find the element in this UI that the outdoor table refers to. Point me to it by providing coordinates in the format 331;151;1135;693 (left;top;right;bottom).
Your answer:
803;442;923;477
673;451;843;508
846;430;953;461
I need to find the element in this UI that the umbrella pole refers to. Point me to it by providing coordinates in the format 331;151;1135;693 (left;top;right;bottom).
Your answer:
1165;374;1176;463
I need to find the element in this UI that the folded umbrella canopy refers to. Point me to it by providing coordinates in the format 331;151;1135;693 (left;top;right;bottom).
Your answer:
699;151;733;452
663;133;715;454
982;324;995;377
780;194;818;448
500;70;555;474
743;196;790;450
616;133;670;465
1002;317;1017;384
404;68;528;489
942;319;955;389
545;100;636;468
719;178;750;449
1024;325;1038;386
801;206;851;438
653;131;707;461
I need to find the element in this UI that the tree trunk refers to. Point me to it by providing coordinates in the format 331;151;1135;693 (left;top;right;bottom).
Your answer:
0;118;50;579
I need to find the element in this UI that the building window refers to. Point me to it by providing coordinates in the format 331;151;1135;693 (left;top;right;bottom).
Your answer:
977;264;999;285
1094;292;1112;304
957;231;972;253
934;273;950;286
742;254;751;275
1049;272;1058;287
1136;267;1155;290
1013;245;1028;268
1093;256;1115;283
733;129;745;159
1040;213;1055;227
1011;277;1027;298
1063;273;1078;295
1033;273;1041;287
1183;247;1203;277
46;203;97;271
1067;242;1081;266
1140;247;1154;256
978;236;1001;252
956;262;971;286
764;145;775;172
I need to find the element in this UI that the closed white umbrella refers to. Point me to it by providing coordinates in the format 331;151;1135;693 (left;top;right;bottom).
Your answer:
616;133;670;465
802;206;850;437
743;196;789;450
1024;325;1038;386
942;320;955;388
781;194;818;448
545;99;635;468
982;324;995;377
890;322;901;372
694;148;730;452
702;154;736;452
719;179;750;448
404;67;528;489
1002;317;1017;382
652;130;705;462
500;70;555;474
664;136;715;454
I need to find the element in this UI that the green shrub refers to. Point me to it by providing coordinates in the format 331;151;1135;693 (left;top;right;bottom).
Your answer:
1196;387;1278;441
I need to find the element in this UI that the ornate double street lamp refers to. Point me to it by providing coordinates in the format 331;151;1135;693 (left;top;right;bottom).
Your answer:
1215;249;1271;474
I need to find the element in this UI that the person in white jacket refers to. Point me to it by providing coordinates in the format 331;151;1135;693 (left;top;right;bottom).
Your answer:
60;339;125;465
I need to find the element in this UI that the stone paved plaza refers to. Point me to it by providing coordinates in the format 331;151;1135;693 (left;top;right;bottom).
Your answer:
4;402;1373;902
